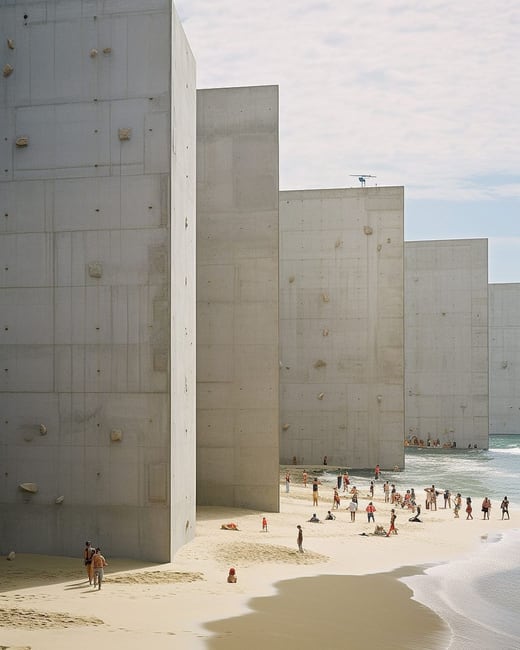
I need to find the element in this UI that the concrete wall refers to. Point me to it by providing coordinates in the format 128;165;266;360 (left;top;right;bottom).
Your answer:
279;187;404;470
196;86;280;510
0;0;196;562
489;283;520;434
405;239;489;449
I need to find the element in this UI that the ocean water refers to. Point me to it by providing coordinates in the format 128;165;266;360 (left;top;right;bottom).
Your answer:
402;435;520;650
319;435;520;649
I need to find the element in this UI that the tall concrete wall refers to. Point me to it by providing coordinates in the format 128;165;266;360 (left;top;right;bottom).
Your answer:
279;187;404;469
0;0;196;562
405;239;489;449
489;283;520;434
196;86;280;510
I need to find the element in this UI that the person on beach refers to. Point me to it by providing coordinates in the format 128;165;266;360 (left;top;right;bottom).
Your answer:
92;548;107;590
337;469;343;491
285;471;291;493
481;497;491;520
83;541;95;585
430;485;437;511
343;472;350;492
302;470;308;487
369;481;374;498
297;525;304;552
454;493;461;518
325;510;336;520
501;497;510;520
384;481;390;503
374;464;381;480
349;498;358;522
466;497;473;520
308;513;321;523
409;505;422;522
312;477;320;506
262;516;268;532
444;489;451;509
333;488;341;509
366;502;376;523
227;568;237;583
386;509;398;536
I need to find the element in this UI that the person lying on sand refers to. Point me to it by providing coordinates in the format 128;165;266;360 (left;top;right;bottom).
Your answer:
221;523;239;530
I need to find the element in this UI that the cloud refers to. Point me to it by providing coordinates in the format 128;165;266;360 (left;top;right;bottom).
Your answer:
176;0;520;201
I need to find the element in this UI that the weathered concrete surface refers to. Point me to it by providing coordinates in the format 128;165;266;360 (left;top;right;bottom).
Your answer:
0;1;196;562
405;239;489;449
196;86;280;510
489;283;520;434
279;187;404;470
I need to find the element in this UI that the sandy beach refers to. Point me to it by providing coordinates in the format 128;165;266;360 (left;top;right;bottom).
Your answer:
1;469;516;649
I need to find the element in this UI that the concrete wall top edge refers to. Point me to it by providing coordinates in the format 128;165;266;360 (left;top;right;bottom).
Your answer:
280;187;404;198
406;238;488;246
198;84;279;94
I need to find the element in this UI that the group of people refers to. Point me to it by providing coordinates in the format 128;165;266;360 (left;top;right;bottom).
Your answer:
83;541;108;590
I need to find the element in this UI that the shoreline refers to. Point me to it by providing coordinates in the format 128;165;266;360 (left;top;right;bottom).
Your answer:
1;476;518;649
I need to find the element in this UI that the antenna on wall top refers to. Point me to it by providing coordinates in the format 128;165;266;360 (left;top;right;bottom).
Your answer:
350;174;376;187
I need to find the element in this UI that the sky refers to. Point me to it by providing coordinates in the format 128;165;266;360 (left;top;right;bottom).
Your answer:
176;0;520;283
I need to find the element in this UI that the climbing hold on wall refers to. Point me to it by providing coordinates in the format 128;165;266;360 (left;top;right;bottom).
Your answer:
3;63;14;77
102;47;112;55
377;244;382;252
15;136;29;147
288;275;295;283
363;226;373;235
7;38;15;50
89;48;98;58
110;429;123;442
322;328;329;337
334;238;342;248
7;550;15;560
118;127;132;141
317;393;325;400
39;423;47;435
321;293;329;303
314;359;327;368
282;423;290;430
87;262;103;279
19;482;38;493
55;495;65;504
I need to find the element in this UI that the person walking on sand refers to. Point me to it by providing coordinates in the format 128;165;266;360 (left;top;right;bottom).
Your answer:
366;502;376;523
384;481;390;503
333;488;341;509
349;498;358;522
481;497;491;520
312;477;320;506
285;471;291;493
454;493;461;518
92;547;107;590
386;509;398;536
465;497;473;520
83;541;95;585
337;469;343;491
302;470;308;487
374;464;381;480
262;516;268;532
297;525;304;553
501;496;510;520
444;489;451;509
343;472;350;492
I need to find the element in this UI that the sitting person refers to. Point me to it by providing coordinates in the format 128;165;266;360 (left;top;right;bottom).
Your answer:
409;505;422;522
325;510;336;520
227;567;237;583
308;513;321;523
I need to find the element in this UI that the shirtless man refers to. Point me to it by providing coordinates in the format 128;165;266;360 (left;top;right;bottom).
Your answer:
92;548;107;590
83;541;95;585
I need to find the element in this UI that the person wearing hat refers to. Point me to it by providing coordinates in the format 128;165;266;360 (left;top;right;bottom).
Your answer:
227;567;237;583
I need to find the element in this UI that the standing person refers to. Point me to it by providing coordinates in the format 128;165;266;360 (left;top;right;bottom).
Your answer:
297;525;304;553
285;471;291;493
374;464;381;480
348;498;358;522
501;496;510;520
302;470;308;487
369;481;374;498
83;541;95;585
343;472;350;492
465;497;473;520
323;455;328;466
312;477;320;506
454;493;462;518
337;470;343;491
481;497;491;520
366;502;376;523
430;485;437;511
332;488;341;510
92;548;107;590
443;489;451;509
262;516;268;532
386;509;398;536
390;484;397;504
383;481;390;503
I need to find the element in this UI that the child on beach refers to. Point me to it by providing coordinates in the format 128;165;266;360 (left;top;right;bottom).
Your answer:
227;568;237;583
466;497;473;519
262;516;268;531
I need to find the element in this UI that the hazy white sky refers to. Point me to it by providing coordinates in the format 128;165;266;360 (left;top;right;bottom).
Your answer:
176;0;520;282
